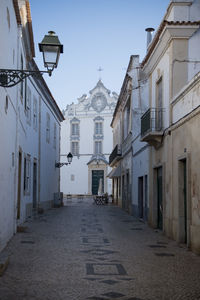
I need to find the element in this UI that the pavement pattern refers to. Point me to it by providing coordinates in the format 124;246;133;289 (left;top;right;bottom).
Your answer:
0;197;200;300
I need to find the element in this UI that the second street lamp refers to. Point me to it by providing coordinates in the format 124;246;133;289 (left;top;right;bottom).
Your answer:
0;31;63;88
55;152;73;168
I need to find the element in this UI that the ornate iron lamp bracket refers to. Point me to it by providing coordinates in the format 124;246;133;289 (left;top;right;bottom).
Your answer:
55;162;71;168
0;69;51;88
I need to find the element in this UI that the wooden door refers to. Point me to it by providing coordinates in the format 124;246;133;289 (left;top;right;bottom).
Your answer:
92;170;104;195
157;167;163;230
33;161;37;209
17;151;22;219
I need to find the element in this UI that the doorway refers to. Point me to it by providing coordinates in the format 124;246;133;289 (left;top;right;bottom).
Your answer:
122;175;125;209
179;159;187;243
17;151;22;219
144;175;148;220
157;167;163;230
126;171;130;212
33;161;37;209
138;176;144;219
92;170;104;195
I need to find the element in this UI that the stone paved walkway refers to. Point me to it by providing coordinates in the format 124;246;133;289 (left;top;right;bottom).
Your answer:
0;197;200;300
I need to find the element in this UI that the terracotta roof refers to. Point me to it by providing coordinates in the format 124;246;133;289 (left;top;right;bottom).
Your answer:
13;0;21;25
26;0;35;58
141;20;200;67
166;20;200;26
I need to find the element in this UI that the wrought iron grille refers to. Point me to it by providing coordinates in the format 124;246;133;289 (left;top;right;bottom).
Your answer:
109;144;121;165
141;108;164;137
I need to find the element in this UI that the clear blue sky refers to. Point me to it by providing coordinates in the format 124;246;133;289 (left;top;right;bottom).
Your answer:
30;0;170;110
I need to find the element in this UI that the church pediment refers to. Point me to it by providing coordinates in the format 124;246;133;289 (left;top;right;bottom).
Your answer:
89;80;111;96
64;80;118;116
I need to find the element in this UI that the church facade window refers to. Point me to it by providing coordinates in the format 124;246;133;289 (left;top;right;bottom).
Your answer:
95;122;102;135
70;117;80;156
70;117;80;137
94;141;102;154
71;141;79;156
93;116;104;140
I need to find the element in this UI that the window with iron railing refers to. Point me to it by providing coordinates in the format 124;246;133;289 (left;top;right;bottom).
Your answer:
141;108;164;137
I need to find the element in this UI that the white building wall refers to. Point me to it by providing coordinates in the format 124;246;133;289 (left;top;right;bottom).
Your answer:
0;0;63;251
40;99;61;208
0;0;19;251
188;28;200;81
131;55;150;218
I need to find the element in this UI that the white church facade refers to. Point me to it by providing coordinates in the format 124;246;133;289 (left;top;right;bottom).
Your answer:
61;80;118;196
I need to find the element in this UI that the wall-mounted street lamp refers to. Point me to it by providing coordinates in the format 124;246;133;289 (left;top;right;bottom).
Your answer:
0;31;63;88
55;152;73;168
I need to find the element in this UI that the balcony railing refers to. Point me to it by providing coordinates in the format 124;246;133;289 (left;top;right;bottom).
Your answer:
109;144;122;166
141;108;165;147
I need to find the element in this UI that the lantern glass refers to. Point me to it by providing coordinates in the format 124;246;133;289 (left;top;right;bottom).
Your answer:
42;46;60;70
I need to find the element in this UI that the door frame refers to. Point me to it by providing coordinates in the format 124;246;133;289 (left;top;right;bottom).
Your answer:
178;154;191;246
91;170;104;195
138;176;144;219
17;149;22;220
157;166;163;230
152;164;165;231
33;159;37;209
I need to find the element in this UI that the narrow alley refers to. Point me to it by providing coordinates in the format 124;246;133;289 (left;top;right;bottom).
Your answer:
0;198;200;300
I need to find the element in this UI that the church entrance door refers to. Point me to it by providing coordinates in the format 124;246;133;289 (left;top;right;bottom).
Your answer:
92;170;104;195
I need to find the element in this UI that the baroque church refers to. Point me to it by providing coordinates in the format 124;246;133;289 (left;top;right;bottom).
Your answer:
60;80;118;196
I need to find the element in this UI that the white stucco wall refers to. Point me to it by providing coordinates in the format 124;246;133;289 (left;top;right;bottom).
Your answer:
188;28;200;81
0;0;63;251
0;0;19;251
132;82;149;216
39;99;60;207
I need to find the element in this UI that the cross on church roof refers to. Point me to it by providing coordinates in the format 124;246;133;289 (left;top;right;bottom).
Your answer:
97;66;103;80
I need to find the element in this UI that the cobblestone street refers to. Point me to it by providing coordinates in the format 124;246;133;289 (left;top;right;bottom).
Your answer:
0;198;200;300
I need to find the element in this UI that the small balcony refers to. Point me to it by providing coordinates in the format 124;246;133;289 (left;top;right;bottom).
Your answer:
109;144;122;166
141;108;165;148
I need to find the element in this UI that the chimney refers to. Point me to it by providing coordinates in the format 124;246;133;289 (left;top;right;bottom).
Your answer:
145;27;155;48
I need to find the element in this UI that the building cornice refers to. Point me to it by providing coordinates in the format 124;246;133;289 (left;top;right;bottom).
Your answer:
13;0;21;25
141;20;200;69
111;56;133;127
25;0;35;58
171;70;200;106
